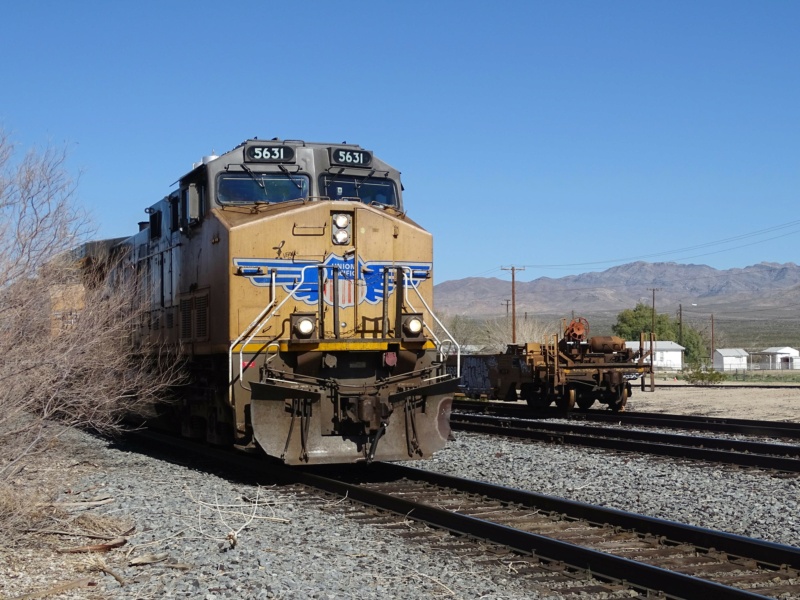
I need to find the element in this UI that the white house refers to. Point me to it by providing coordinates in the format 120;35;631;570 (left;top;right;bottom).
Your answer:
752;347;800;370
625;341;684;370
713;348;749;371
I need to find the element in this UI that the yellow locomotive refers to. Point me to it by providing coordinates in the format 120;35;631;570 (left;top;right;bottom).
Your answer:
111;139;459;464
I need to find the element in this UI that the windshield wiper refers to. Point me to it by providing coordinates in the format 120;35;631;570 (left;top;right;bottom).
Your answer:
240;163;269;199
278;164;303;191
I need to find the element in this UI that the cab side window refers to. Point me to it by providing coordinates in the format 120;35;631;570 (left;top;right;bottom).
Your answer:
149;210;162;240
169;194;180;233
179;183;205;231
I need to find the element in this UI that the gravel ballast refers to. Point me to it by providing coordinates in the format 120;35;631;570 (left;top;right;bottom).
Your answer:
2;418;798;599
1;430;583;600
417;432;800;547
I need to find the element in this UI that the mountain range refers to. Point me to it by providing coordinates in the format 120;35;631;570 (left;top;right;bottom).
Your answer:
433;262;800;342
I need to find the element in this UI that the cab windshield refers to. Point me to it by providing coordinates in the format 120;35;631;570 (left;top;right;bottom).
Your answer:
321;175;397;206
217;172;309;205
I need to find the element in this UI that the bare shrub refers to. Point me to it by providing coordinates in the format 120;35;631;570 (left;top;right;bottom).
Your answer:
436;313;559;354
0;482;56;546
0;130;184;481
478;315;558;353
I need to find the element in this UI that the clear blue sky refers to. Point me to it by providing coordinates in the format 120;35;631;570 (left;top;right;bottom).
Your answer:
2;1;797;284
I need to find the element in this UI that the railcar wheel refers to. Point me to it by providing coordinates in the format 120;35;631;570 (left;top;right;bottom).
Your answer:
522;383;551;410
556;388;576;411
526;396;552;410
610;386;628;413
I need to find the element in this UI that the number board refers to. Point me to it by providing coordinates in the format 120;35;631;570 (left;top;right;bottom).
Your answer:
330;148;372;167
245;145;296;163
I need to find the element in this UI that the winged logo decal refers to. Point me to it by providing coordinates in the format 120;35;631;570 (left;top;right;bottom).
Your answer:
233;254;431;308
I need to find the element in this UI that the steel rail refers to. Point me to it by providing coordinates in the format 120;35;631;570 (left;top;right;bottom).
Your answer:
452;399;800;439
656;384;800;390
571;411;800;439
450;413;800;472
376;462;800;572
452;412;800;456
302;466;771;599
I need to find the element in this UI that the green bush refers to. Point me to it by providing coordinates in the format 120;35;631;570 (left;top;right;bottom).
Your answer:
682;361;727;386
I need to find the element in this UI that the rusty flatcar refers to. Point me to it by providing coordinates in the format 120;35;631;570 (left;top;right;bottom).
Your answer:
454;318;651;412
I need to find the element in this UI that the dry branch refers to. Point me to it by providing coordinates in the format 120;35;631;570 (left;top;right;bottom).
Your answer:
129;552;169;565
9;578;96;600
51;497;115;509
56;536;127;553
183;485;289;549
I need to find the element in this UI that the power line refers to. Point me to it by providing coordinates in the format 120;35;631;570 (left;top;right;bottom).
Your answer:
457;217;800;281
516;219;800;270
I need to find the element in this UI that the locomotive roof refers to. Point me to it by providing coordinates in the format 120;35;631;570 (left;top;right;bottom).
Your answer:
233;138;368;150
177;138;397;184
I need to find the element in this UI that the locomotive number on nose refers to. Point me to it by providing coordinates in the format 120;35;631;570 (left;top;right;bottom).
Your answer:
330;148;372;167
245;146;295;163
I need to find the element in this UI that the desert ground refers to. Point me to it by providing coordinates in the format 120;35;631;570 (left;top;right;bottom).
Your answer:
626;382;800;422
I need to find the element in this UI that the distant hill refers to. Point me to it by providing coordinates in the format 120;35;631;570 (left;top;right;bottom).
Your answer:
433;262;800;348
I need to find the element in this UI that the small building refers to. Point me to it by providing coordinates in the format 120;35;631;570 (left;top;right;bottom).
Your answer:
625;341;684;370
713;348;749;371
751;347;800;370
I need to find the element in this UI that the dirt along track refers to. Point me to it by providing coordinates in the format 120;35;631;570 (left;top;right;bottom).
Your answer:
626;381;800;422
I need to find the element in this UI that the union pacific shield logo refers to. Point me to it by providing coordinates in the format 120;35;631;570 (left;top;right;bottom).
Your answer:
233;254;431;307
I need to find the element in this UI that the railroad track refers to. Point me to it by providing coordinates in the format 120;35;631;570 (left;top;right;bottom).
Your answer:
453;398;800;440
654;384;800;390
334;462;800;599
131;430;800;599
450;413;800;472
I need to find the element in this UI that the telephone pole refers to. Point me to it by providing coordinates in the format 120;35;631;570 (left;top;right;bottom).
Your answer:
501;266;525;344
647;288;661;335
711;313;715;363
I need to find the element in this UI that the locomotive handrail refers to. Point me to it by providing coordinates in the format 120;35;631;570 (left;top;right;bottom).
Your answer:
400;267;461;378
240;342;280;393
237;265;319;392
228;269;276;403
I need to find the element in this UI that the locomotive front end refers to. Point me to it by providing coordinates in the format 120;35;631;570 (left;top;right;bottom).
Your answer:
220;141;459;464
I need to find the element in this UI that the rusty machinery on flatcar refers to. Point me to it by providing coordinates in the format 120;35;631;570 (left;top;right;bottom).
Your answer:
454;318;652;412
81;139;460;465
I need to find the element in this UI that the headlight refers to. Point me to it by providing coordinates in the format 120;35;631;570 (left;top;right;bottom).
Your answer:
332;212;352;245
291;313;317;340
402;314;424;339
333;229;350;244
